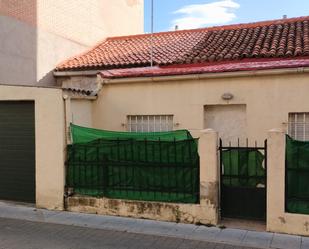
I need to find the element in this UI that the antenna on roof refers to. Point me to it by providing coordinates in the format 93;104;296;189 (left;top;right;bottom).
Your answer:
150;0;154;67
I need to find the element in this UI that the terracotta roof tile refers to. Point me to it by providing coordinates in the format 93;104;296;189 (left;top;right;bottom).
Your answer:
56;16;309;71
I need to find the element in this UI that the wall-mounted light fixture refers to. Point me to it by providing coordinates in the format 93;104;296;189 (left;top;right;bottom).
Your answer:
221;92;234;101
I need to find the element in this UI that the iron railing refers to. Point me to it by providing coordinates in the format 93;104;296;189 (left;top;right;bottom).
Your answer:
219;138;267;220
66;138;200;204
285;135;309;214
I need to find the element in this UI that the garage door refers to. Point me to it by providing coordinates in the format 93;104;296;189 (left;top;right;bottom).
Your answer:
0;101;35;203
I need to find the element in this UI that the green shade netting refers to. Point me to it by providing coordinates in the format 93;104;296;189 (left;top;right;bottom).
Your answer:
70;124;193;144
67;128;199;204
286;135;309;214
222;149;265;187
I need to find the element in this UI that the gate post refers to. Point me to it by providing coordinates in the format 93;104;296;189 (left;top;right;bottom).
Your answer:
198;129;219;224
267;129;286;232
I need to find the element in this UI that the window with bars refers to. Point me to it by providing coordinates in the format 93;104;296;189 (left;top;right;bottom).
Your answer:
288;113;309;141
127;115;173;132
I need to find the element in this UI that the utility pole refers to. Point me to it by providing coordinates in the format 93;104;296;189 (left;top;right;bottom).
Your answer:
150;0;154;67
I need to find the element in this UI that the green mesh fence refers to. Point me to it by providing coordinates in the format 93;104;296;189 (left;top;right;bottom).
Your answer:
286;135;309;214
71;124;193;144
221;149;265;187
220;141;267;221
66;125;199;204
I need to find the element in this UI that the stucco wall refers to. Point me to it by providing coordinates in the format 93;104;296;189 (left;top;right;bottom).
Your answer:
0;85;65;210
71;99;93;128
93;72;309;144
0;0;144;86
267;129;309;236
37;0;144;47
0;15;37;84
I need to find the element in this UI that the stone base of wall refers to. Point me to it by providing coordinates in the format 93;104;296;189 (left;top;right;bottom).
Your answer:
65;196;218;225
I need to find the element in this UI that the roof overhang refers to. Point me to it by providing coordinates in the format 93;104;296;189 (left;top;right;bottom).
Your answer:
98;58;309;84
53;70;99;77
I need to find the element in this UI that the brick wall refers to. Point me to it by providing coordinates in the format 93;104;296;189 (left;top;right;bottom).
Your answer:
0;0;36;25
0;0;143;85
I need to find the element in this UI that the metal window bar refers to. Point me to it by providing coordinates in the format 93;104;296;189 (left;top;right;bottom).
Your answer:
127;115;174;132
287;113;309;141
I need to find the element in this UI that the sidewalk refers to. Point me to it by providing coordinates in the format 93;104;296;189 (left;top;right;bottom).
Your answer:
0;201;307;249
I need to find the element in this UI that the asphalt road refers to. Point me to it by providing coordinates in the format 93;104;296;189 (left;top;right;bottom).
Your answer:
0;217;258;249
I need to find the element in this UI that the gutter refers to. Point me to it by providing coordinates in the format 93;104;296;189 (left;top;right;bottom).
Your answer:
53;70;99;77
70;95;97;100
99;67;309;84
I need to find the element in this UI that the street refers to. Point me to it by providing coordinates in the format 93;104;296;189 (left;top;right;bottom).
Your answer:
0;217;256;249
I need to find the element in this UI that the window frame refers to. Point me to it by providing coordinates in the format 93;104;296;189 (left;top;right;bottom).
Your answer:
288;112;309;141
127;115;174;132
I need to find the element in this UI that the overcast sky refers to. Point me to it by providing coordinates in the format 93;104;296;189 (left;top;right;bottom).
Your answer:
144;0;309;32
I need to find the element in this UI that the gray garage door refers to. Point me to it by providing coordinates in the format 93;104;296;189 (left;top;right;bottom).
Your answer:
0;101;35;203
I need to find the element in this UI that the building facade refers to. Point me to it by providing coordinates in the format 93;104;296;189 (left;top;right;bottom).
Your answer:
0;0;144;86
55;16;309;146
53;15;309;235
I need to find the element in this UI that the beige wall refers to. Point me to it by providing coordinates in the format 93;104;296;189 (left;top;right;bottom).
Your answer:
94;72;309;145
0;0;144;86
71;99;93;128
37;0;144;47
204;104;247;145
0;15;37;84
0;84;65;210
267;129;309;236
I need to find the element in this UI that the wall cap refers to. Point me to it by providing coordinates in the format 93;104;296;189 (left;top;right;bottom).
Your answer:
268;128;285;133
200;128;217;133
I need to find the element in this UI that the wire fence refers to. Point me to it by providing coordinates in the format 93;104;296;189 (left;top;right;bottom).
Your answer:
66;138;200;204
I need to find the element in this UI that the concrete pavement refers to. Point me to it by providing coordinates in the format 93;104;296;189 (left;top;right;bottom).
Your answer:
0;201;307;249
0;217;255;249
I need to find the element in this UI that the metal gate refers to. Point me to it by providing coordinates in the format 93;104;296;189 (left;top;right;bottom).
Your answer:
0;101;35;203
219;139;267;220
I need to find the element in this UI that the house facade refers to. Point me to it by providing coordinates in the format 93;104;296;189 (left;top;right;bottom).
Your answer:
53;15;309;235
55;16;309;146
0;0;143;86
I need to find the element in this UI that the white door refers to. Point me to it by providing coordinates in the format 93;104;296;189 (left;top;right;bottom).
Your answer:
204;104;247;145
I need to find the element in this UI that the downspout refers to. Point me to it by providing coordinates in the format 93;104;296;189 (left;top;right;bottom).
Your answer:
63;94;72;145
62;93;71;209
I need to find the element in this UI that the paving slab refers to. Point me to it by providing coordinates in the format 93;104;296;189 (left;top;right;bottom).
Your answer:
188;225;222;242
0;201;307;249
301;237;309;249
126;218;180;236
271;233;302;249
0;203;59;222
216;228;247;244
242;231;273;248
45;211;112;229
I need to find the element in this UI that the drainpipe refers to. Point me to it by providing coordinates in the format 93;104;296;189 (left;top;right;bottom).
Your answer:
63;94;72;145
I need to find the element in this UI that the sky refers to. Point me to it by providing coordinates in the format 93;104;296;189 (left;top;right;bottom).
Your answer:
144;0;309;33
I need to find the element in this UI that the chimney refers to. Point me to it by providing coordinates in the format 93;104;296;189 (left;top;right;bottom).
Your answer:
283;15;287;19
175;25;179;31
